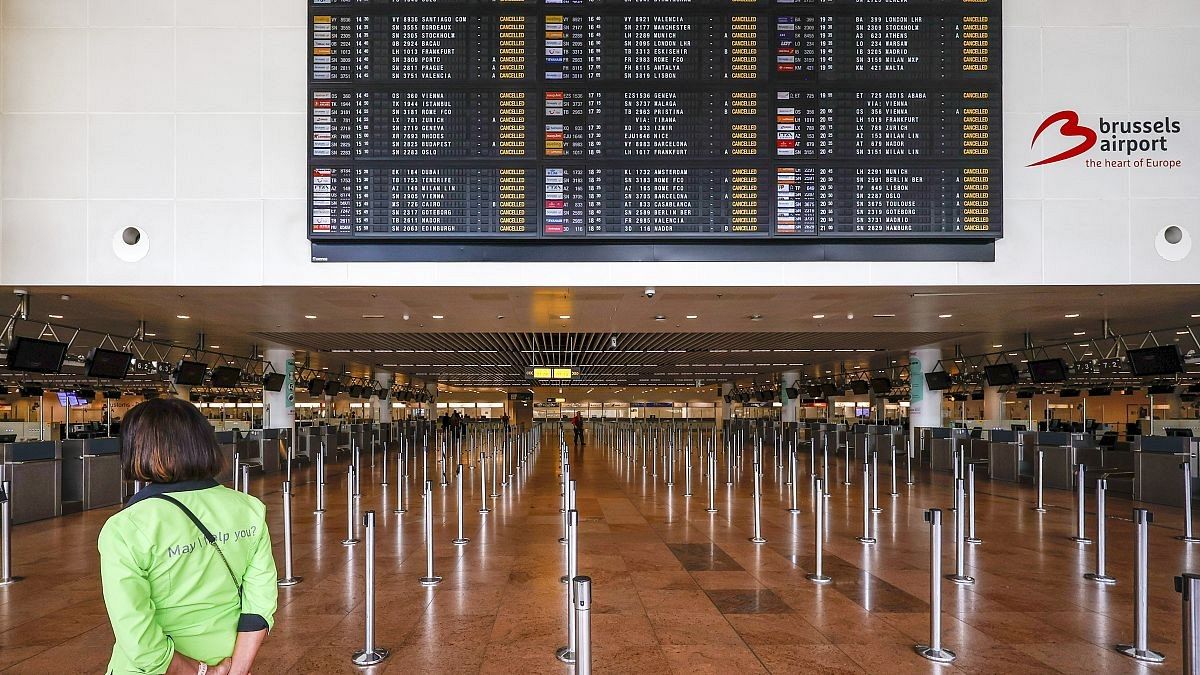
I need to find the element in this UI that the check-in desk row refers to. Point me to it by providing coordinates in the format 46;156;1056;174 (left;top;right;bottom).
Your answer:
848;425;905;462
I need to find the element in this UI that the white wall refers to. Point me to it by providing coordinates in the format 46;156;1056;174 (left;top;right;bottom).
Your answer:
0;0;1197;287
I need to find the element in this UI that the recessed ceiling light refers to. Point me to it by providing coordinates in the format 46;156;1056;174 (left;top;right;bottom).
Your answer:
1065;313;1080;318
176;315;190;320
654;315;666;321
362;314;385;319
431;315;444;320
939;314;953;319
48;314;63;319
559;315;571;320
812;314;825;319
145;332;156;337
209;345;220;349
992;345;1003;349
1193;314;1200;319
685;315;699;320
873;314;896;318
1073;331;1086;336
304;315;317;319
749;315;763;322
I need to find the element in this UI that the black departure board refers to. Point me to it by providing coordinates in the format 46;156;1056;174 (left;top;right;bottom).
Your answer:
308;0;1001;253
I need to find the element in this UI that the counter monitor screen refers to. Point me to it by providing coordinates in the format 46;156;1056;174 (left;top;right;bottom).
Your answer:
173;360;208;387
983;363;1019;387
1027;358;1068;384
307;0;1002;261
923;370;953;391
86;347;134;380
6;337;68;374
1128;345;1184;376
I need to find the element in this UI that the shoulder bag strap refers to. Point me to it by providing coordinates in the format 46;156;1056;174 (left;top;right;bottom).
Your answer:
147;493;243;600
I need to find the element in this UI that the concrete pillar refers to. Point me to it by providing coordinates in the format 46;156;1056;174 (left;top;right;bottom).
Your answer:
717;383;733;430
909;348;944;429
375;372;393;423
424;381;438;420
983;386;1003;427
263;348;294;430
780;371;800;425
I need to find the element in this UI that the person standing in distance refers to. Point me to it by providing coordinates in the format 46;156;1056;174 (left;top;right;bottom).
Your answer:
99;398;278;675
572;411;585;450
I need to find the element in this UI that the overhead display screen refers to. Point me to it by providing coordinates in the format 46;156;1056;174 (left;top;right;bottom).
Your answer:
308;0;1001;258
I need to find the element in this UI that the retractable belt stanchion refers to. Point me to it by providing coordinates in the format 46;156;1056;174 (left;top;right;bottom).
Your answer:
232;452;241;491
806;478;831;584
354;442;362;496
559;462;572;544
1116;508;1165;663
822;442;830;498
351;510;389;666
556;509;579;664
870;450;882;514
684;443;693;497
573;576;592;675
915;508;955;663
1070;464;1092;544
277;481;302;587
0;481;19;585
890;442;900;496
342;466;359;546
419;481;442;587
947;477;974;585
479;448;491;515
844;441;852;486
787;447;801;514
380;438;389;488
1084;476;1117;585
706;449;718;514
240;463;251;495
750;458;766;544
560;480;576;556
858;462;876;544
906;434;915;486
314;441;326;514
1175;573;1200;674
1178;461;1200;543
965;461;982;545
393;445;407;514
1033;448;1047;513
452;464;469;546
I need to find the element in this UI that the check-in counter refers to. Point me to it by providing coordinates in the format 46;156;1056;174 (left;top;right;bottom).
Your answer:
1133;435;1196;507
0;440;62;524
235;429;262;471
928;428;967;472
61;437;122;512
986;430;1019;482
259;428;284;474
215;430;239;484
1036;432;1075;490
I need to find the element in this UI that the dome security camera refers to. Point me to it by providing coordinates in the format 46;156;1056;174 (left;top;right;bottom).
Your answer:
644;288;656;298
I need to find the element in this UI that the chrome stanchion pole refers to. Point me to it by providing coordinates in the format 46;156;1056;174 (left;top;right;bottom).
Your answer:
684;445;693;497
706;449;718;514
393;446;407;514
806;478;832;584
342;466;359;546
787;448;800;514
915;508;955;663
0;481;20;585
1178;462;1200;543
353;442;362;496
1084;477;1117;585
870;450;882;513
419;481;442;587
452;464;469;546
1033;448;1047;513
232;452;241;491
1070;464;1092;544
556;509;579;664
965;461;981;544
843;440;852;486
240;463;251;495
559;462;572;544
560;479;576;550
573;576;592;675
1116;508;1165;663
314;441;326;514
890;443;899;496
858;462;876;544
351;510;389;666
750;460;766;544
822;442;830;497
479;448;491;514
380;437;389;488
946;478;974;585
906;434;914;486
277;481;302;586
1175;573;1200;674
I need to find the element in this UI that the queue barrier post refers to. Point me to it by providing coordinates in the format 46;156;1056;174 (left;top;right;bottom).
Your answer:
0;481;19;585
915;508;956;663
1116;508;1165;663
350;510;389;666
277;481;302;587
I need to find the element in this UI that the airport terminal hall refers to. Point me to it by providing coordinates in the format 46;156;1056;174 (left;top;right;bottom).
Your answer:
4;1;1200;674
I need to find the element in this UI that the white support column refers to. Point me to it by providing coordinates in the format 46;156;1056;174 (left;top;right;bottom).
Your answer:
718;383;734;430
376;372;393;423
909;348;944;430
264;349;295;430
781;372;800;425
983;386;1003;427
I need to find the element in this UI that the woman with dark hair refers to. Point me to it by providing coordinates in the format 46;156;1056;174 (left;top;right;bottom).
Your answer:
99;398;278;675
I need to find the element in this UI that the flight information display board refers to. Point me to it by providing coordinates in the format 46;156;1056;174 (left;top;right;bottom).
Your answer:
308;0;1001;255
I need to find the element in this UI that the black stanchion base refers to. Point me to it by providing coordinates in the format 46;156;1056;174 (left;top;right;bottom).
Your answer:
277;576;303;587
351;647;390;666
914;645;956;663
1115;644;1165;663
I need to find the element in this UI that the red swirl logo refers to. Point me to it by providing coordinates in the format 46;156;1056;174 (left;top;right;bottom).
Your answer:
1028;111;1098;167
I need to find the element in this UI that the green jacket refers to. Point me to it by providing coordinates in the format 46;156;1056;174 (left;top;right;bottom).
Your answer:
98;480;278;674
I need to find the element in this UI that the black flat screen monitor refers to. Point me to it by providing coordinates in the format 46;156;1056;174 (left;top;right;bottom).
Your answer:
785;386;799;399
924;370;953;391
1059;388;1082;398
86;347;133;380
349;385;363;398
984;363;1019;387
1128;345;1184;376
869;377;891;394
1088;386;1113;397
1027;358;1068;384
263;372;286;392
1147;384;1176;395
307;378;326;396
850;381;869;395
820;383;838;397
6;337;68;374
173;360;208;386
210;366;242;388
324;381;342;396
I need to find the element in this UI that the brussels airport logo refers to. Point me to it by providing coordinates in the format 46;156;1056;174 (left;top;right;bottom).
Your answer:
1028;110;1184;169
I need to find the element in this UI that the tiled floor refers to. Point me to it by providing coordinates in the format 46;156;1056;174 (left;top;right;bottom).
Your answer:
0;431;1195;673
